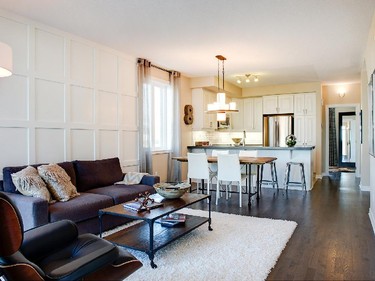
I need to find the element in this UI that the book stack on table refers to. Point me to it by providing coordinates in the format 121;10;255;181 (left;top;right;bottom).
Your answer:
157;213;186;227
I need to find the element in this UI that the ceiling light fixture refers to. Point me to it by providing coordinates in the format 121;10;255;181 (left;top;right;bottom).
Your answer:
0;42;12;77
236;73;260;84
206;55;238;121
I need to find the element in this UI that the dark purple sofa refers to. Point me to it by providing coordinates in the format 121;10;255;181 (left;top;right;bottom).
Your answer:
0;157;160;234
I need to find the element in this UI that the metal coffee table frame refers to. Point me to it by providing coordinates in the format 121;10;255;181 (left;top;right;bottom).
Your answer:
99;193;212;268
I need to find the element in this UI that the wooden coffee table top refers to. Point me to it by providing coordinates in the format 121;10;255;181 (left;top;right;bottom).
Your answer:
99;193;209;221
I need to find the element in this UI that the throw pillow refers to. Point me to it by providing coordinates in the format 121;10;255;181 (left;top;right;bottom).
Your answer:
11;166;52;202
37;164;80;202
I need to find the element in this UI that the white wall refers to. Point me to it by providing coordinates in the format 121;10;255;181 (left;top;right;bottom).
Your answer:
364;12;375;231
0;10;139;179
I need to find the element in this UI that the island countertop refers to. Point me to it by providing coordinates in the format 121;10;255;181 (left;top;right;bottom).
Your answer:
187;145;315;151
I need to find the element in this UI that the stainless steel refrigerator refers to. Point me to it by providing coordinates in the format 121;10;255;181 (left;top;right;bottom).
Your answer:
263;114;294;147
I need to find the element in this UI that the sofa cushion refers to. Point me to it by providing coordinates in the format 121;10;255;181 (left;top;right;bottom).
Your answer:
73;158;124;192
38;164;80;202
11;166;52;202
48;192;113;223
86;184;155;205
2;162;76;193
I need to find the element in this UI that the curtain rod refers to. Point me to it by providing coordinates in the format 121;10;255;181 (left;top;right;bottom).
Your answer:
151;64;172;74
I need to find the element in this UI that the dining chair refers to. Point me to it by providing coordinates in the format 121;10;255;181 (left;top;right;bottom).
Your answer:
209;150;229;185
216;154;248;207
187;153;211;195
238;150;258;193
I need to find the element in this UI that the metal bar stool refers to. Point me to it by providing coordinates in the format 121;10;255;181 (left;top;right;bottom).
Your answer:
283;161;306;191
259;161;279;189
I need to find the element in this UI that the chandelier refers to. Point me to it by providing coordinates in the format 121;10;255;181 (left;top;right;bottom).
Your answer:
236;73;259;84
206;55;238;121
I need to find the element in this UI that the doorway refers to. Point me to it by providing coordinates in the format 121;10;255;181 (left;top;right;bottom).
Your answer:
338;112;356;168
326;105;359;175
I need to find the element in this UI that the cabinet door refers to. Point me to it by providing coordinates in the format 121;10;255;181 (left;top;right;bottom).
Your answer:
278;94;294;114
294;94;305;115
294;115;305;145
304;93;316;115
203;90;216;129
253;97;263;132
243;98;254;130
262;96;278;114
304;115;316;145
231;99;244;130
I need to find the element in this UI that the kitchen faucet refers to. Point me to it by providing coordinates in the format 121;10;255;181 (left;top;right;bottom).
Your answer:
242;130;246;146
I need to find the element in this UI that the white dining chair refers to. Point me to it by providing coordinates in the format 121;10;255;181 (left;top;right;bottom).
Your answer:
216;154;248;207
187;153;211;195
238;150;258;193
209;150;229;184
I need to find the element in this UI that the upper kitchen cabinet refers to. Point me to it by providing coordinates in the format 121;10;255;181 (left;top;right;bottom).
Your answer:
262;94;294;114
293;92;316;145
192;88;216;130
243;97;263;132
294;92;316;115
231;98;243;130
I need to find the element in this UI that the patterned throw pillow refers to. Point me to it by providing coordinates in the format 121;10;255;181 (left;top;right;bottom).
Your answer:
37;164;80;202
11;166;52;202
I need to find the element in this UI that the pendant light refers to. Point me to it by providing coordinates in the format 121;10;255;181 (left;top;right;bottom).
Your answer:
206;55;238;121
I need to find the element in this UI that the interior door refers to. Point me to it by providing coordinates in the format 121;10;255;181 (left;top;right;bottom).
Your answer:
338;112;356;168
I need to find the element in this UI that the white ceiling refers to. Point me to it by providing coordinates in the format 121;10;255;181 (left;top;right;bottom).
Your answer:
0;0;374;88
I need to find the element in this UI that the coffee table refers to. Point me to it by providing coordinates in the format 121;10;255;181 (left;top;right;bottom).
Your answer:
99;193;212;268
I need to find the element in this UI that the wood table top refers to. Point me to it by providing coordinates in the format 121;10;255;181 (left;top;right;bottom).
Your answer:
173;156;277;165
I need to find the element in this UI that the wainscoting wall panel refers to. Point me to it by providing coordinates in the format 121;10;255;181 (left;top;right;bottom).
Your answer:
35;128;65;163
0;128;29;169
70;129;95;160
35;79;65;123
0;75;28;121
0;10;139;179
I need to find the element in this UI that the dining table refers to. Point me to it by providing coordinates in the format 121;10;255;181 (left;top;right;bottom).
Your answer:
172;156;277;205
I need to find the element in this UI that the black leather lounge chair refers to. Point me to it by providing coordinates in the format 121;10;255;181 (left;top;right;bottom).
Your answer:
0;192;142;281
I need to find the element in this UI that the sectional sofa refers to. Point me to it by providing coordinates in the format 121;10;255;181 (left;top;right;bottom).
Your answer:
0;157;160;234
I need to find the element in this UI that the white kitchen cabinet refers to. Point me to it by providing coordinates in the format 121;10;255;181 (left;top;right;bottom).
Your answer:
243;97;263;132
231;98;243;130
293;92;316;145
294;92;316;115
192;88;216;130
263;94;294;114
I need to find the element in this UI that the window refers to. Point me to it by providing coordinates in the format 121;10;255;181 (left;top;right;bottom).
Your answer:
150;79;173;151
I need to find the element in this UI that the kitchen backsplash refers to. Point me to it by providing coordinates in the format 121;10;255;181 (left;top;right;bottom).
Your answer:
192;131;263;145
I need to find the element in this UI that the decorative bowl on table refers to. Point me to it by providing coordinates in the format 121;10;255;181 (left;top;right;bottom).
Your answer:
232;137;243;146
153;182;191;199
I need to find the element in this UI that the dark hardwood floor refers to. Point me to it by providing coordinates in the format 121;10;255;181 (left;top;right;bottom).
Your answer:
190;172;375;280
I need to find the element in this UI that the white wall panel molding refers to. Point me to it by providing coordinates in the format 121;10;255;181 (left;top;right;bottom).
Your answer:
0;74;28;121
70;40;94;88
35;28;65;81
70;85;95;124
35;128;65;163
35;78;65;123
0;11;139;177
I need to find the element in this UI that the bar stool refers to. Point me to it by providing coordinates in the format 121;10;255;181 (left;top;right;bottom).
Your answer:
260;161;279;189
283;161;306;191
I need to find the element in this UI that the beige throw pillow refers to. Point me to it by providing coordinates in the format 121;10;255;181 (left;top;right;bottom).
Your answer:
37;164;79;202
11;166;52;202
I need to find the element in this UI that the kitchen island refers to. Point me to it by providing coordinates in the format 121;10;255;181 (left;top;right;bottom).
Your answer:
187;145;316;190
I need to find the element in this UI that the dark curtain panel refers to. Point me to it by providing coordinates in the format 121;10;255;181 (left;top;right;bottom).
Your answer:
329;108;338;166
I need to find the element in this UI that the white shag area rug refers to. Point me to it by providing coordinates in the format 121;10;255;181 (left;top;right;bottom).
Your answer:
103;208;297;281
